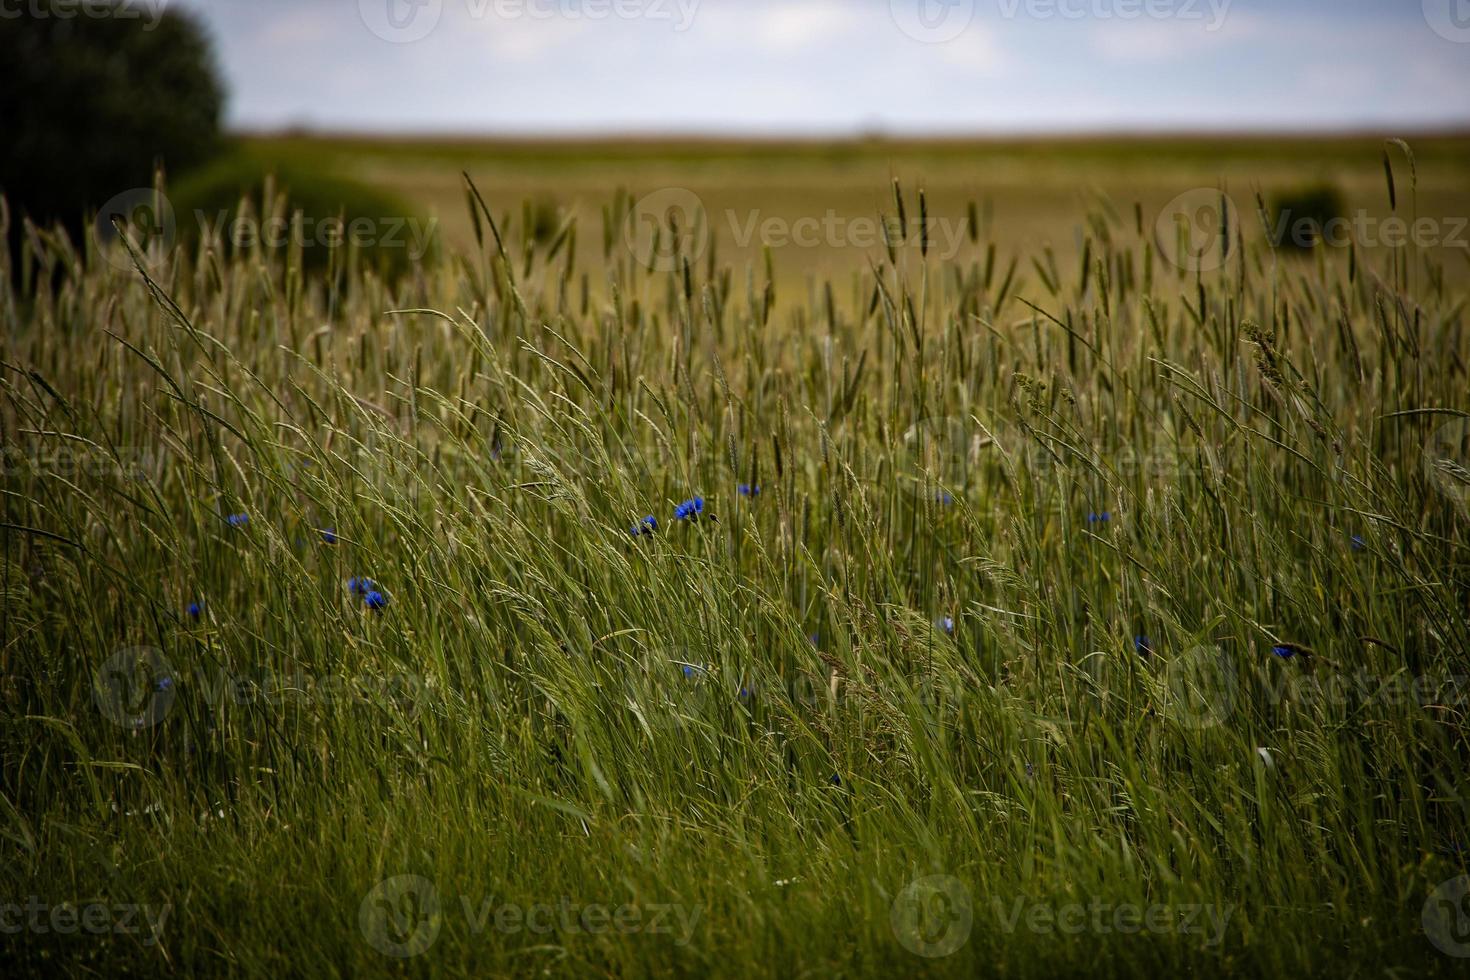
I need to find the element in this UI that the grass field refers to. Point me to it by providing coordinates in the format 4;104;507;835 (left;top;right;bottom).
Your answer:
3;136;1470;977
240;132;1470;286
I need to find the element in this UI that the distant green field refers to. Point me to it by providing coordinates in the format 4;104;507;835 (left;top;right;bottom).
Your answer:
240;132;1470;286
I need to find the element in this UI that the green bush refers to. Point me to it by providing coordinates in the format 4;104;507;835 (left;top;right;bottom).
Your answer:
171;157;439;278
1267;184;1345;251
0;1;223;240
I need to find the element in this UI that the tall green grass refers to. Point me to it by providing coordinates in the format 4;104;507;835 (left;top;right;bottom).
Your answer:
1;154;1468;978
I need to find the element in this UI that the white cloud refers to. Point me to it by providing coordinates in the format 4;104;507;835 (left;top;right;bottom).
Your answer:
758;1;858;49
1089;14;1262;63
936;27;1012;76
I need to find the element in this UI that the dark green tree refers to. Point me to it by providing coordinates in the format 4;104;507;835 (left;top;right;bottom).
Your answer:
0;1;224;240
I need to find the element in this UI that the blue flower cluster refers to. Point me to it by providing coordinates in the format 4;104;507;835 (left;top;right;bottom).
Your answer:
192;507;390;624
674;497;705;521
348;576;388;612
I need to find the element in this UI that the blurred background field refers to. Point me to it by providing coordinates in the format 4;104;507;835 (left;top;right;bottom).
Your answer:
237;131;1470;287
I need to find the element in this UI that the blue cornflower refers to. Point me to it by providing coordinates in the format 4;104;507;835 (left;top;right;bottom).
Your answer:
674;497;704;521
629;515;658;537
226;512;249;528
809;633;820;647
739;685;752;701
936;616;955;635
1350;535;1366;551
935;490;955;505
1088;511;1112;524
154;676;174;693
1272;644;1297;659
738;484;761;497
1134;635;1152;654
186;601;202;620
320;527;338;544
347;577;376;596
829;772;842;786
364;590;388;612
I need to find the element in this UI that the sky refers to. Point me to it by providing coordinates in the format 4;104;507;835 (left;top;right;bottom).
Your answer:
167;0;1470;135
